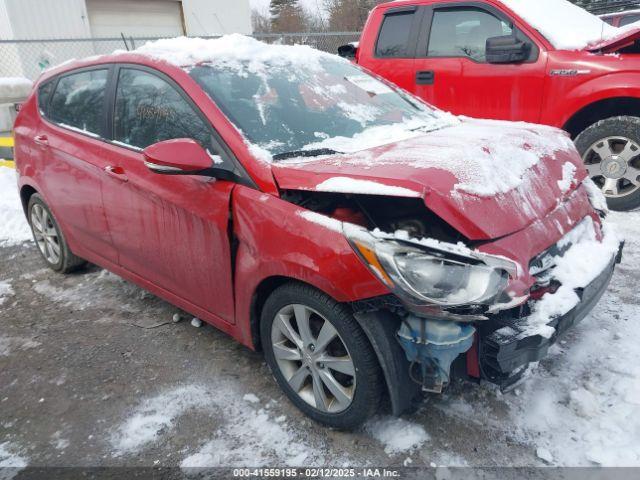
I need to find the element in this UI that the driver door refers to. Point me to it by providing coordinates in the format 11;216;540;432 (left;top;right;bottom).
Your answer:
100;66;236;323
413;3;546;122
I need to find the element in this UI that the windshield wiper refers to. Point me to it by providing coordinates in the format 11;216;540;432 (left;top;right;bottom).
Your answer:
272;148;341;161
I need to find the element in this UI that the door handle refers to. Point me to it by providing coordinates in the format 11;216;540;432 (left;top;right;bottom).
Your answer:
33;134;49;146
104;165;128;182
416;70;435;85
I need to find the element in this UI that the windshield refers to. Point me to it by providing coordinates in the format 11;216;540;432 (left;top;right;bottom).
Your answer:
189;57;450;160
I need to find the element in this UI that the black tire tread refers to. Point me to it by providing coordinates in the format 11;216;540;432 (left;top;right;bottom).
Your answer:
575;115;640;212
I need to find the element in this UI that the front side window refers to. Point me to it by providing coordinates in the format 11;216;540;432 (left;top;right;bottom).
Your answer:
428;8;512;62
376;11;416;57
49;69;108;136
114;68;213;150
37;81;55;117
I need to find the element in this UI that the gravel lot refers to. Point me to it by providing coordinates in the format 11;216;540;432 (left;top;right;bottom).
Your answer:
1;187;639;472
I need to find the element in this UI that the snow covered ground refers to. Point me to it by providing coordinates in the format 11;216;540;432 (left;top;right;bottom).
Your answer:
0;164;639;468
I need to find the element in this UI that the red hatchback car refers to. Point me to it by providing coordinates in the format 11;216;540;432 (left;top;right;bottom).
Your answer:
14;35;622;428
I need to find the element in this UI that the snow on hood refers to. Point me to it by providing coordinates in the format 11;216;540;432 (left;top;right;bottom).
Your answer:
500;0;639;51
272;118;585;240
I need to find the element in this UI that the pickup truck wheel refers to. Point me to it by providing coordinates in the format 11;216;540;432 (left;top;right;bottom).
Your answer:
260;283;384;429
27;194;86;273
575;116;640;211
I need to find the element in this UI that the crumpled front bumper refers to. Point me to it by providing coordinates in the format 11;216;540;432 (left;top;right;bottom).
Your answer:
479;241;624;389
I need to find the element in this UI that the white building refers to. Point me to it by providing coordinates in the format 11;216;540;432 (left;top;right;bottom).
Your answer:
0;0;252;79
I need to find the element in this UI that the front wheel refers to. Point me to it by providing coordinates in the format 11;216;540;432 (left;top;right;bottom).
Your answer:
260;283;384;429
575;116;640;211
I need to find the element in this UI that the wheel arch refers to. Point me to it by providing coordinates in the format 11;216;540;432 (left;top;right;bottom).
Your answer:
19;184;38;216
563;96;640;139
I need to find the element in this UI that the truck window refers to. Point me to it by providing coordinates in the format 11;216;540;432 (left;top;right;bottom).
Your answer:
427;7;512;62
619;14;640;27
376;11;416;57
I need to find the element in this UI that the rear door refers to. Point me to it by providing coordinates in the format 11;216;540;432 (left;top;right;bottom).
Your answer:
100;65;236;323
413;2;546;122
356;5;422;92
39;66;118;263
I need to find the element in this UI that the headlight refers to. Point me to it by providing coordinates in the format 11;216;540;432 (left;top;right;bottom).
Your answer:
345;225;516;308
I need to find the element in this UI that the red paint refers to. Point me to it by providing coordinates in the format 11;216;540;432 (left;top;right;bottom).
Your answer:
143;138;214;171
355;0;640;131
466;333;480;379
13;50;603;357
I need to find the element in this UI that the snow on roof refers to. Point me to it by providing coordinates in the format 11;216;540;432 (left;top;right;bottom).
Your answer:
500;0;636;50
0;77;33;102
129;34;337;71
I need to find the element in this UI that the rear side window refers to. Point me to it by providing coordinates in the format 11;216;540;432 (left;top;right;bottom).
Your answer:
113;68;213;150
37;81;54;117
376;11;415;57
427;8;512;62
619;14;640;27
49;69;108;136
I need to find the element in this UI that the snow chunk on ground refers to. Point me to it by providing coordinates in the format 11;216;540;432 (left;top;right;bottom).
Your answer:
0;280;14;306
316;177;421;197
0;77;32;100
500;0;637;50
365;417;429;455
0;167;32;246
242;393;259;404
536;447;554;464
111;384;212;454
0;441;28;477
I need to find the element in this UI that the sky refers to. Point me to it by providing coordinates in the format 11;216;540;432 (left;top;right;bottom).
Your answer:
249;0;328;17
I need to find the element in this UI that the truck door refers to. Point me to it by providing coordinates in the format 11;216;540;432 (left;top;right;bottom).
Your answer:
412;3;546;123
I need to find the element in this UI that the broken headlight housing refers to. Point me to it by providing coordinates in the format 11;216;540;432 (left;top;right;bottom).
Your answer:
345;225;518;315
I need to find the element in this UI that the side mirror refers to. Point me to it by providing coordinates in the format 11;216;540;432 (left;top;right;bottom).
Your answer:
485;35;531;64
143;138;238;181
338;42;358;59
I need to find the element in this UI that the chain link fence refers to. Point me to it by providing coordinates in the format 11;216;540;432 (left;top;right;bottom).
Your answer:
0;32;361;81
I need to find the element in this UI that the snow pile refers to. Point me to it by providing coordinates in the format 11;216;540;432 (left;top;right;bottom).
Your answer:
0;441;28;474
315;177;420;197
365;417;430;455
0;167;32;246
0;77;32;101
0;280;14;306
500;0;638;50
583;178;609;212
111;384;212;454
522;216;620;338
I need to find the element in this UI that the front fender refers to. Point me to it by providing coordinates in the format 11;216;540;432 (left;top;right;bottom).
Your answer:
231;185;389;347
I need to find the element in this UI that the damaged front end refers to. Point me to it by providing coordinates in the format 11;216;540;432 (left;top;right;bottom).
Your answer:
344;213;622;396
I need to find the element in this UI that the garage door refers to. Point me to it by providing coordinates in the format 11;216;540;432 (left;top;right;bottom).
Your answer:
87;0;184;38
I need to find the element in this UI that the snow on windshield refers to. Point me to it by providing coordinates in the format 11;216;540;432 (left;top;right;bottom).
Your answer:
500;0;636;50
132;35;456;160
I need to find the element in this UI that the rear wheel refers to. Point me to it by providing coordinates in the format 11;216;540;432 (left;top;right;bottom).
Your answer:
27;194;86;273
575;116;640;211
260;283;384;429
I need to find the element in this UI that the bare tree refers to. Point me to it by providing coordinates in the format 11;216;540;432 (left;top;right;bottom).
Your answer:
252;8;272;33
323;0;385;31
270;0;309;32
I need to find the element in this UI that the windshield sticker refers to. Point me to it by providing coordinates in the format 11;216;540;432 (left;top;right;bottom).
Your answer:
344;75;393;96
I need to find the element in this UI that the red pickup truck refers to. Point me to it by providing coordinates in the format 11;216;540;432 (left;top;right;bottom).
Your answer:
340;0;640;211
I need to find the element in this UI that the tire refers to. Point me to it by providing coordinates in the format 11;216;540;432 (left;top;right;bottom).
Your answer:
27;193;86;273
575;116;640;211
260;282;384;429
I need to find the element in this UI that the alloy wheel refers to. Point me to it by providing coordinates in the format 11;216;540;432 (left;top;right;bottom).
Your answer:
31;203;61;265
270;304;356;413
583;136;640;199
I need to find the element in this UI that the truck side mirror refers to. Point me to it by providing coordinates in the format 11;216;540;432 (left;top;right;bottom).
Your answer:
486;35;531;64
338;43;358;59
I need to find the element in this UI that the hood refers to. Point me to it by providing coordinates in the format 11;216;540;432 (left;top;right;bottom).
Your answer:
271;118;587;241
586;26;640;53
